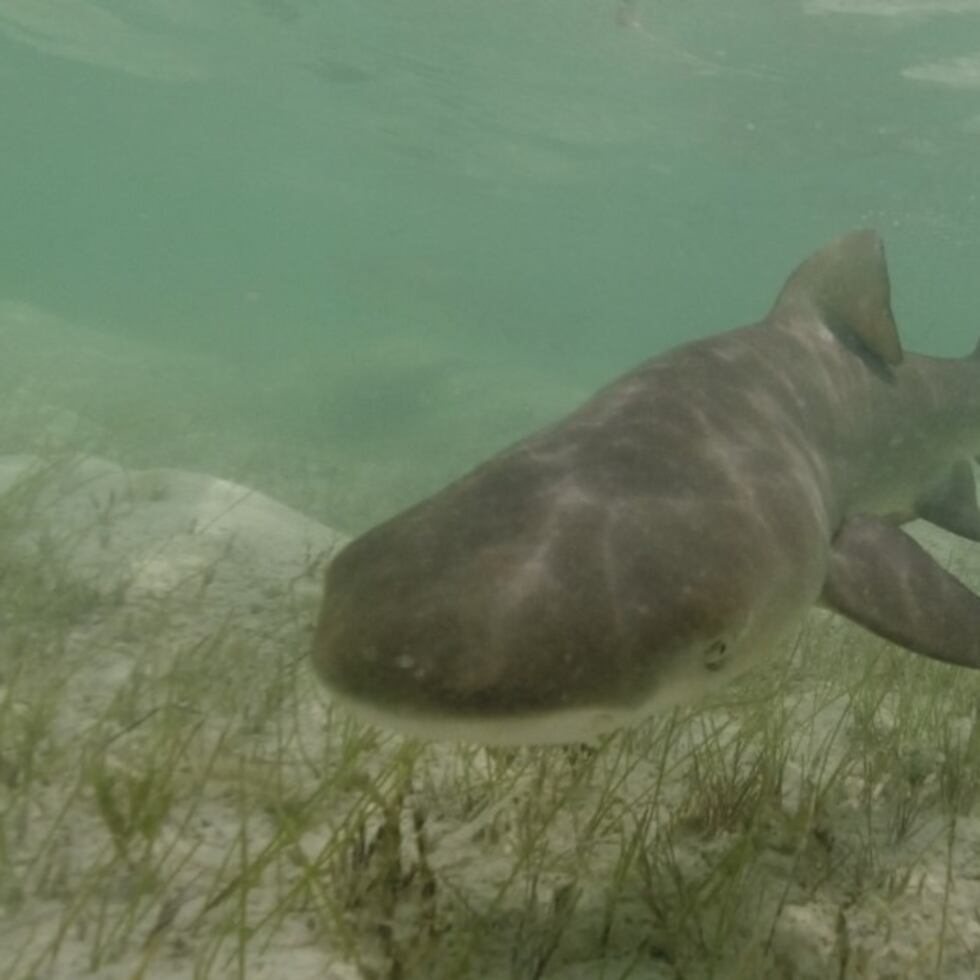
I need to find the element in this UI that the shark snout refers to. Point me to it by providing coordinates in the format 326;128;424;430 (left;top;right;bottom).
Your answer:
313;566;599;722
313;586;492;718
310;455;779;739
312;520;758;737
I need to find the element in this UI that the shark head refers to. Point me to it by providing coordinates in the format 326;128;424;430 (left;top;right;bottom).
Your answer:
312;429;813;744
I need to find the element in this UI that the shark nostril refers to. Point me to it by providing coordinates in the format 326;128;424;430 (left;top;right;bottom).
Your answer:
704;639;729;672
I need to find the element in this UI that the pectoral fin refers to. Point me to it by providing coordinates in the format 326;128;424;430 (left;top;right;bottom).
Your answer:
915;461;980;542
821;514;980;669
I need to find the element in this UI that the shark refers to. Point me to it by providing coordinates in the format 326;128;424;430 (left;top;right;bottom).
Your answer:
312;230;980;745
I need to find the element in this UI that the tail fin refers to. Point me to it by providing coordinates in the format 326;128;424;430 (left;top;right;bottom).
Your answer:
973;337;980;359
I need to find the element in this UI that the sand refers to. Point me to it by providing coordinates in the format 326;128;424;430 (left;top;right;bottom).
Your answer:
3;307;980;978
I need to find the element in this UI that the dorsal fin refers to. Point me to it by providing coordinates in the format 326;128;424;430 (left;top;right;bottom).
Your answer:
771;229;903;365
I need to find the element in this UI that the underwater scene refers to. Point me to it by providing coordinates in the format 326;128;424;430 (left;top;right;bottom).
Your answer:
3;1;980;977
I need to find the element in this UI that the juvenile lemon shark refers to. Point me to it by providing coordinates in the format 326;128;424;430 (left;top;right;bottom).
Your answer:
312;230;980;745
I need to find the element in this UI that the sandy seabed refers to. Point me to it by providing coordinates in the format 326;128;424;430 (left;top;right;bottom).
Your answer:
3;307;980;979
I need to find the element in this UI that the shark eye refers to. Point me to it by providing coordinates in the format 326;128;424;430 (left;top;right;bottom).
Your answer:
703;639;729;672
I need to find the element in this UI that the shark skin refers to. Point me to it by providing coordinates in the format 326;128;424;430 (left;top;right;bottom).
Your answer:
312;230;980;745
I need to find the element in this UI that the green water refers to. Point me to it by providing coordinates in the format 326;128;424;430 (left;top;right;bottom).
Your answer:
2;0;980;529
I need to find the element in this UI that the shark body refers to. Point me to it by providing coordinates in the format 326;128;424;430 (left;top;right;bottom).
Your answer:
312;230;980;744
